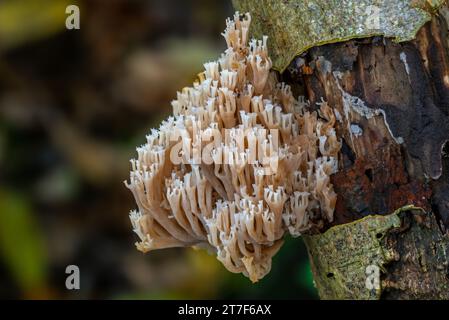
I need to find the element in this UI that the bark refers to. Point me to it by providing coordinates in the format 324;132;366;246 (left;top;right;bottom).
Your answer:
233;0;449;299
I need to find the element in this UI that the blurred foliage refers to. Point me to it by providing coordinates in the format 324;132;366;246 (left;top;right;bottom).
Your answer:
0;0;75;50
0;189;48;298
0;0;317;299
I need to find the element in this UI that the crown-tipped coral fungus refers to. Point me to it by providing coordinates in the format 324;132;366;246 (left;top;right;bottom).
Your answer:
125;12;341;282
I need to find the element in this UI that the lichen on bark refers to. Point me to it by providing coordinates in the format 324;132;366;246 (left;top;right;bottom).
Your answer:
233;0;446;72
304;206;449;300
303;206;405;300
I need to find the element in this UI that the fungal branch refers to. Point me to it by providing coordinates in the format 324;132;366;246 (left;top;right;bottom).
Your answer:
125;12;341;282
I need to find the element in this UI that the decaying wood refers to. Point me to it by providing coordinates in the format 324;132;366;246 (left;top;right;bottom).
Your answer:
291;7;449;299
298;7;449;228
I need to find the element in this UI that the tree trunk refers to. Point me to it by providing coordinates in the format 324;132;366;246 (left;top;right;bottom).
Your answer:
233;0;449;299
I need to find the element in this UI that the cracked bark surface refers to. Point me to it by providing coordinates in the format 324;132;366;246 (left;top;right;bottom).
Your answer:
234;0;449;299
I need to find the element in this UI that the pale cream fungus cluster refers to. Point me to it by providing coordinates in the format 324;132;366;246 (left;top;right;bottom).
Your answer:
125;12;341;282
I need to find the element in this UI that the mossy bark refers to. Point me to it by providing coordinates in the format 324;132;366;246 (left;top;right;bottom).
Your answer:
303;207;449;299
233;0;449;299
233;0;445;72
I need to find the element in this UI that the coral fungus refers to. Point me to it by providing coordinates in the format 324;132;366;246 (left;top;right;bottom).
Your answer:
125;12;341;282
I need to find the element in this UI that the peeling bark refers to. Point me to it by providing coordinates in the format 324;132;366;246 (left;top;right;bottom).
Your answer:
296;7;449;299
297;7;449;229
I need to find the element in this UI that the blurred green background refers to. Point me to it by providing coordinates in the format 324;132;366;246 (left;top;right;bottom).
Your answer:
0;0;317;299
